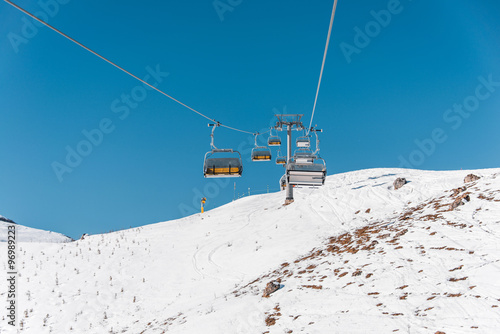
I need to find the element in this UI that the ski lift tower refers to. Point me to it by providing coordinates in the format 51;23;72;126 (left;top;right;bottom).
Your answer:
275;114;305;205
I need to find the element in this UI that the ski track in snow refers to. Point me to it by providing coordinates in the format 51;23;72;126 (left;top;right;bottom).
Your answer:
192;204;258;282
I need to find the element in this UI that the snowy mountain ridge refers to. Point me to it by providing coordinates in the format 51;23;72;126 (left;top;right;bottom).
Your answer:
0;215;15;224
0;215;72;243
1;168;499;333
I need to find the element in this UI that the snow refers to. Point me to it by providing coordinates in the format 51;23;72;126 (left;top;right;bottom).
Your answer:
1;168;500;333
0;216;72;243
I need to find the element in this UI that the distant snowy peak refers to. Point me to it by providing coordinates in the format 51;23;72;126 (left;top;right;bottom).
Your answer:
0;215;15;224
0;214;73;243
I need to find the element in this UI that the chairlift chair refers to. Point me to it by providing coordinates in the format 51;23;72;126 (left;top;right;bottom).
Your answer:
267;128;281;146
251;133;272;161
276;156;287;165
279;174;286;190
288;128;326;186
293;149;315;164
275;148;287;165
251;148;272;161
204;149;243;177
296;136;310;148
286;157;326;187
203;123;243;178
268;136;281;146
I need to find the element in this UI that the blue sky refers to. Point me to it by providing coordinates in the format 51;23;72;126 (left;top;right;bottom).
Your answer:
1;0;499;239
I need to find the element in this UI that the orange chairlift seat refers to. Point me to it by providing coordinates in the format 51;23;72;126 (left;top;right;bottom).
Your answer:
276;154;287;165
251;133;272;162
267;127;282;146
203;123;243;178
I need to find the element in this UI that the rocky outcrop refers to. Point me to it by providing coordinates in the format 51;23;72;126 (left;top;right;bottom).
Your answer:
464;174;480;183
451;187;467;197
394;178;407;190
451;194;470;210
263;280;281;298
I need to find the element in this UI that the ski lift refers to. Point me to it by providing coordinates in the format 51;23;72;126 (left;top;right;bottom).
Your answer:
203;123;243;178
276;156;287;165
275;149;287;165
286;157;326;187
267;128;281;146
268;137;281;146
251;133;271;161
296;135;310;148
311;127;322;156
279;174;286;190
286;128;326;186
293;148;315;164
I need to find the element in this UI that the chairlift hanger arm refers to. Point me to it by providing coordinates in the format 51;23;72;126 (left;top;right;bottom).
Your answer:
253;133;259;146
209;123;219;150
309;127;322;155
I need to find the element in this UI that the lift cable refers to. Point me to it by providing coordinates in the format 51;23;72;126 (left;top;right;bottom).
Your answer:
306;0;338;135
2;0;256;135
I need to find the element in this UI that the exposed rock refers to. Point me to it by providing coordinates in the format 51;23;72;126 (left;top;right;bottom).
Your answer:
352;270;362;277
265;315;277;326
464;174;480;183
263;280;281;298
0;215;15;224
394;178;407;190
451;187;467;197
451;194;470;210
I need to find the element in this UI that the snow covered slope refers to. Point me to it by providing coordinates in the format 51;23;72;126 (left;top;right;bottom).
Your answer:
0;215;72;243
1;168;499;333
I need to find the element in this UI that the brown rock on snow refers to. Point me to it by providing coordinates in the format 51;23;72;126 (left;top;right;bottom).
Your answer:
263;281;281;298
464;174;480;183
451;187;466;196
451;194;470;210
394;178;407;190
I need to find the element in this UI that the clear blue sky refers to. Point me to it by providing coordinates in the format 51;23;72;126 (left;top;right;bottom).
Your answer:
1;0;499;239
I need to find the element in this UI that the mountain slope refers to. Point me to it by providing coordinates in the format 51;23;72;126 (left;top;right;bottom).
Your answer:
0;215;72;243
1;168;499;333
